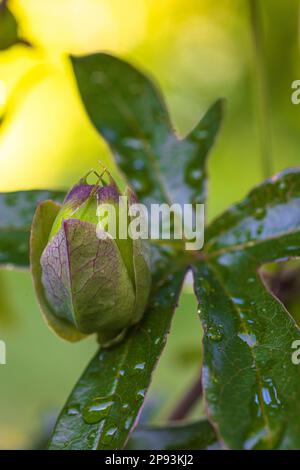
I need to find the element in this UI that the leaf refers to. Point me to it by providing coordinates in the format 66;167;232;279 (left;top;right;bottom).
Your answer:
127;419;219;450
71;53;223;208
0;190;65;268
48;246;187;450
0;1;19;50
0;0;21;51
47;53;223;450
194;168;300;449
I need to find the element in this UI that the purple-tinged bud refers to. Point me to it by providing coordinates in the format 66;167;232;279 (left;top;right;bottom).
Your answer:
30;170;151;346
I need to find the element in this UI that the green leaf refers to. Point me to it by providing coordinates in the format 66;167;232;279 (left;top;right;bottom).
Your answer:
0;190;65;268
0;1;19;50
55;52;224;450
194;168;300;449
71;53;223;208
48;246;187;450
127;419;219;450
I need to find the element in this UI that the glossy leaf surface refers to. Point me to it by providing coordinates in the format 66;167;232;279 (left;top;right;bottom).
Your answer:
48;53;222;451
194;169;300;449
0;190;65;268
71;53;223;208
48;246;187;450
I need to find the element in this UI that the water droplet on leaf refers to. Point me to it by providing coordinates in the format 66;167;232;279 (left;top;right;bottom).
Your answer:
207;324;223;342
83;396;114;424
238;332;257;347
67;403;81;416
254;207;266;220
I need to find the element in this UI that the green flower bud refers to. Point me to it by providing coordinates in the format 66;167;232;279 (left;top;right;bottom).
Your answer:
30;170;151;347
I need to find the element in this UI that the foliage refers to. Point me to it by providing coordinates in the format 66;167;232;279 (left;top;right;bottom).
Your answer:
1;53;300;450
0;1;19;51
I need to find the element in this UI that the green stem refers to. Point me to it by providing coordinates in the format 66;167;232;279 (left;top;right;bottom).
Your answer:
249;0;273;179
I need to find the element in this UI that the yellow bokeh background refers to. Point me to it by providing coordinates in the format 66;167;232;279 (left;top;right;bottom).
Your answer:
0;0;247;197
0;0;300;449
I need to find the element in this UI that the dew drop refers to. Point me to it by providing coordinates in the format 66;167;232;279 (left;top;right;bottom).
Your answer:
240;311;255;326
82;397;114;424
137;389;146;398
122;137;144;150
218;253;235;266
187;168;203;185
211;374;219;385
134;363;146;370
238;332;257;347
125;417;134;430
286;245;299;252
277;180;288;199
207;324;223;342
67;404;81;416
231;296;245;306
254;207;266;220
244;428;268;450
262;377;282;409
106;427;117;436
101;426;118;446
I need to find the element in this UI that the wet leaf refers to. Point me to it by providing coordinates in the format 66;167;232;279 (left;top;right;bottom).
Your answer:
71;53;223;208
194;169;300;449
47;54;222;450
48;246;187;450
127;419;219;450
0;190;65;268
2;45;299;453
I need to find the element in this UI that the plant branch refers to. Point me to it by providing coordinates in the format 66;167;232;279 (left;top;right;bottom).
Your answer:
168;375;202;421
249;0;273;179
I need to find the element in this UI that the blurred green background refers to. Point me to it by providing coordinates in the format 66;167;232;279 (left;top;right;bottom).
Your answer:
0;0;299;448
